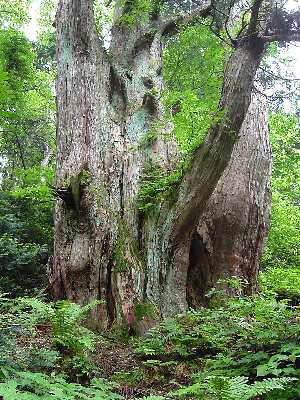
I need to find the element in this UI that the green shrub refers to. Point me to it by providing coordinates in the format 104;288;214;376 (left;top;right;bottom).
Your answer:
19;298;100;356
0;370;122;400
259;267;300;303
0;294;59;379
136;294;297;357
0;233;48;296
0;295;100;374
262;113;300;270
0;167;53;296
262;194;300;270
137;162;184;212
175;375;294;400
0;294;122;399
136;291;299;399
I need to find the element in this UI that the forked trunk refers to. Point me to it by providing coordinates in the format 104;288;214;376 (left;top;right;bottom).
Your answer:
51;0;271;331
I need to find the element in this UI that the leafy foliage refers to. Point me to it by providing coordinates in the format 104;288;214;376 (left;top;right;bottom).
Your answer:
176;375;294;400
0;167;53;296
0;294;122;399
259;267;300;303
136;294;298;356
0;28;55;174
118;0;155;26
137;23;224;211
0;294;58;379
0;11;55;295
262;113;300;270
0;0;31;27
163;23;224;155
137;162;184;211
18;298;100;357
0;371;121;400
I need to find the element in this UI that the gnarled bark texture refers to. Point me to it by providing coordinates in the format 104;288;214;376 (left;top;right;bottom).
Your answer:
51;0;272;331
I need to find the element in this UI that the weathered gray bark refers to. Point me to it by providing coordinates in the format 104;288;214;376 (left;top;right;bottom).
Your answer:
51;0;272;330
52;0;179;327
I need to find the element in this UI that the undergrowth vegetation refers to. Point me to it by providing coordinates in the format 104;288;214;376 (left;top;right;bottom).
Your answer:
1;280;299;399
0;294;122;399
134;283;300;399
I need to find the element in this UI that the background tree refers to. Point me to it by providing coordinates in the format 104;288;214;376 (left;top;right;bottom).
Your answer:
0;2;55;295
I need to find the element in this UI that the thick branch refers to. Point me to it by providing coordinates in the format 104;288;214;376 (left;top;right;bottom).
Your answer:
166;0;300;244
158;1;212;36
247;0;264;35
55;0;110;184
170;38;265;244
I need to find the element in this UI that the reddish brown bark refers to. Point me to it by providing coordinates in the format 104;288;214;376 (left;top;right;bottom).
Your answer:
187;94;271;307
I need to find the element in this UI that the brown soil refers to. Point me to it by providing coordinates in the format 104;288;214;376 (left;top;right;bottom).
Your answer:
92;338;197;399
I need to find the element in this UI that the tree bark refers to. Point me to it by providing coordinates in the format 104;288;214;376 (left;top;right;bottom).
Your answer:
52;0;272;331
187;94;271;307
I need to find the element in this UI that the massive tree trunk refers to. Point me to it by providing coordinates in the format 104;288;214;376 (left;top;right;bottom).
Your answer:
51;0;273;330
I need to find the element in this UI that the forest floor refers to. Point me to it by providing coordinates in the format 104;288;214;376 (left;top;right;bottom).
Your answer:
2;283;299;399
92;338;195;399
